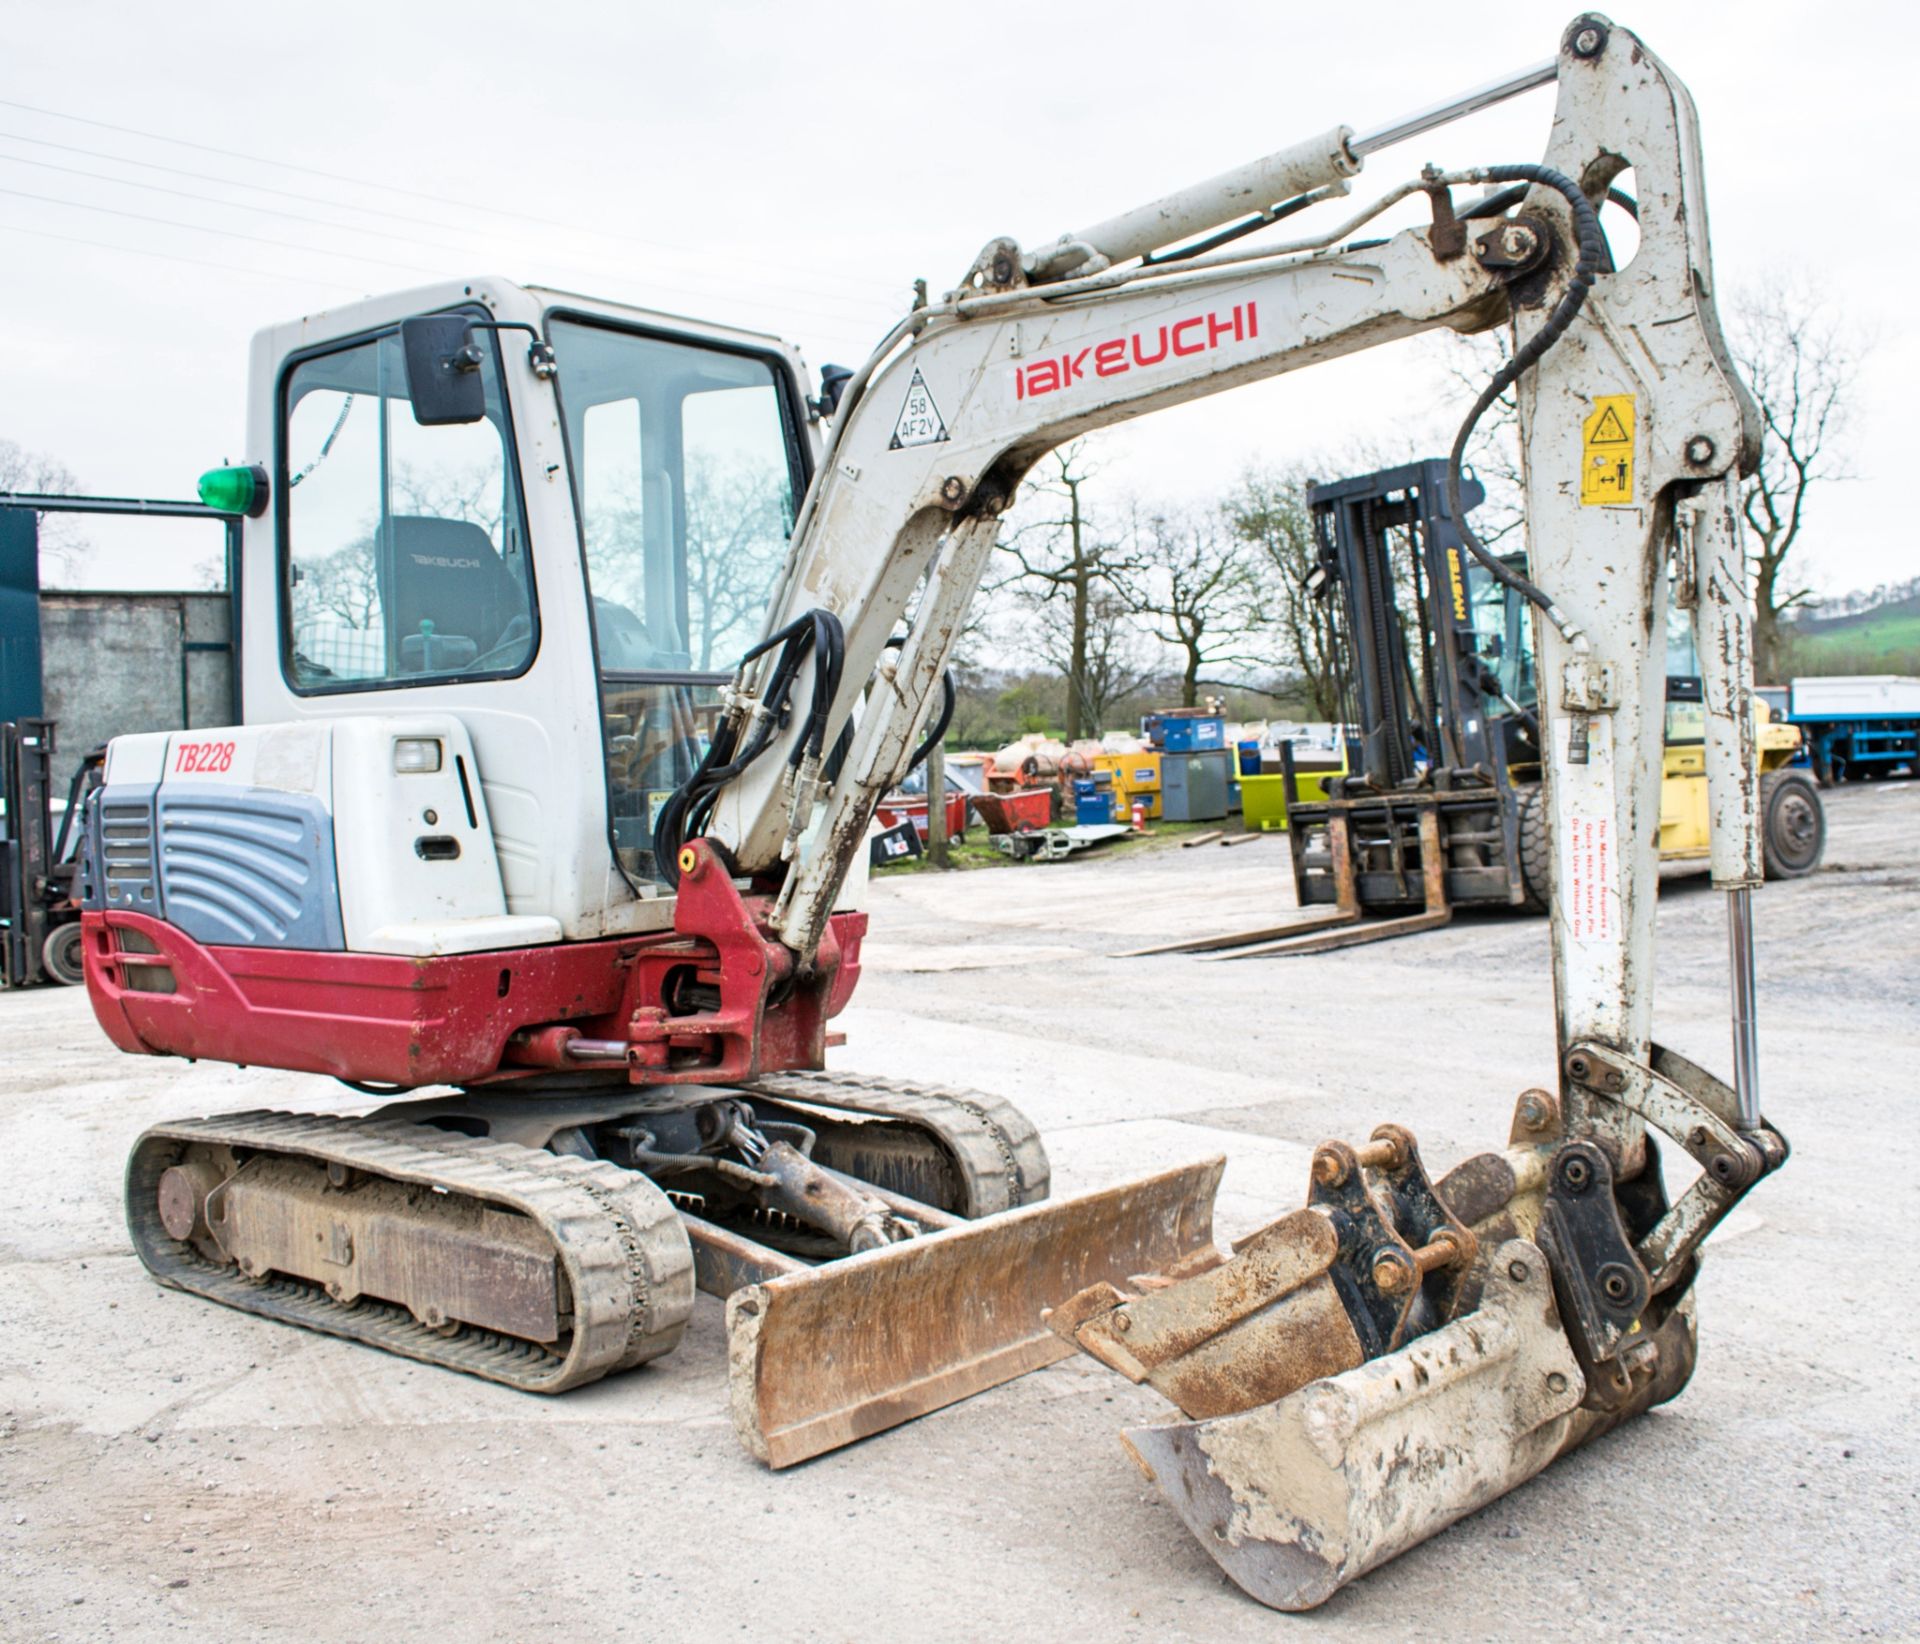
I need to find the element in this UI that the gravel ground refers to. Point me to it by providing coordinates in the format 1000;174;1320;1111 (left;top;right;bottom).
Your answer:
2;782;1915;1641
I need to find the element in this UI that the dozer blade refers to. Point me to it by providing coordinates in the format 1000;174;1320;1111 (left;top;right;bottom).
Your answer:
726;1156;1223;1468
1121;1239;1584;1612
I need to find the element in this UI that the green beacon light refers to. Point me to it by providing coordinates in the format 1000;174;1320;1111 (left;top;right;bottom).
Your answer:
197;463;270;518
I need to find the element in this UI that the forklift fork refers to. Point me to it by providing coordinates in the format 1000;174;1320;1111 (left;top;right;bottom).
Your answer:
1215;807;1451;959
1119;809;1452;960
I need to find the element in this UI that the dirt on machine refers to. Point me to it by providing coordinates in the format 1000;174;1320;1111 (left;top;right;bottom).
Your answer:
76;9;1793;1613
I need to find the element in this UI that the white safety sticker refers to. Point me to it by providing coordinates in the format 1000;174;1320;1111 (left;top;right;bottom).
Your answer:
1564;810;1614;944
1556;711;1620;950
888;368;948;449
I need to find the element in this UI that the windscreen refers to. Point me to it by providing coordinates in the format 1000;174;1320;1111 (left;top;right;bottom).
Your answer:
1465;557;1538;713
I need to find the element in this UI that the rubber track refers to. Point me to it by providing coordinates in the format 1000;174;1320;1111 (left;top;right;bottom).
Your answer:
743;1071;1051;1216
126;1111;695;1394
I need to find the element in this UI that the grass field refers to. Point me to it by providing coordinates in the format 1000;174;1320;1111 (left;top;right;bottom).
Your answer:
1784;595;1920;673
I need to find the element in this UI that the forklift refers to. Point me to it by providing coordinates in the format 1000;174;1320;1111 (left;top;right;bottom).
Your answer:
0;719;100;985
1147;459;1821;959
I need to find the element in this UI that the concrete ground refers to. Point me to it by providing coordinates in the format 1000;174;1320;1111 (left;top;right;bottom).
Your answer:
3;783;1915;1641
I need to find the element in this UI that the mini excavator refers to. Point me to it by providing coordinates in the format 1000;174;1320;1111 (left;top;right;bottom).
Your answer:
81;13;1787;1607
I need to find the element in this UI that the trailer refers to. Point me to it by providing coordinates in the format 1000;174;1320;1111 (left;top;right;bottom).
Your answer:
1785;676;1920;785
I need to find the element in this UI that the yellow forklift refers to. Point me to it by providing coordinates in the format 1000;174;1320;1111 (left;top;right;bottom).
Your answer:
1145;460;1822;958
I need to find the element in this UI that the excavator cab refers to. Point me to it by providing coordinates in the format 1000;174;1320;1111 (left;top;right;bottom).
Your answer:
82;282;1221;1466
275;297;812;902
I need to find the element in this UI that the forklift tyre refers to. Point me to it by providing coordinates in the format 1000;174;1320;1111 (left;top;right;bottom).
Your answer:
42;921;85;987
1760;770;1825;880
1517;784;1551;912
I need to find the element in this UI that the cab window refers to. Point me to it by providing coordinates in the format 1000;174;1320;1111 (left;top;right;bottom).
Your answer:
280;317;535;689
548;316;802;888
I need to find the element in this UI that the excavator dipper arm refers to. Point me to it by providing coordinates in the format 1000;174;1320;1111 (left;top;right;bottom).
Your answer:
688;10;1789;1607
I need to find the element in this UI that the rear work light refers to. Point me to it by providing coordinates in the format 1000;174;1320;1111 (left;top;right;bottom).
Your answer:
393;738;444;774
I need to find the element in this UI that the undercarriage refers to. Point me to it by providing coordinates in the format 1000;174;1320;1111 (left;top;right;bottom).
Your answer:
127;1070;1218;1464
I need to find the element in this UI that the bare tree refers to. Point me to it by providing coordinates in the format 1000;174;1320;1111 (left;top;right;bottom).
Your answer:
993;445;1129;740
583;453;789;669
301;538;383;628
1112;504;1268;707
0;438;88;577
1431;333;1527;547
683;451;790;670
1225;464;1345;720
1037;588;1157;735
1728;278;1861;678
393;457;505;542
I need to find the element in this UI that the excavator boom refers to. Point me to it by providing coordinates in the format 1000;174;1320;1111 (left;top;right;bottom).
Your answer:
682;8;1783;1605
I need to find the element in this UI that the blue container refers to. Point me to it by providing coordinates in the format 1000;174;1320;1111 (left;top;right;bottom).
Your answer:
1236;740;1263;775
1161;716;1226;752
1074;790;1116;825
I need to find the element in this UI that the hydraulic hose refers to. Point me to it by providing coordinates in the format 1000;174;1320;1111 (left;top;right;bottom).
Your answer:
1444;164;1605;654
651;608;846;889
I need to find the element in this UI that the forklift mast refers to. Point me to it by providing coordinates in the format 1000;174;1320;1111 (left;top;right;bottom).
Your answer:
1308;460;1538;793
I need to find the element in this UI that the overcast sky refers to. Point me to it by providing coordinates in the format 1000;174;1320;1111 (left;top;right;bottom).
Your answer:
3;0;1908;601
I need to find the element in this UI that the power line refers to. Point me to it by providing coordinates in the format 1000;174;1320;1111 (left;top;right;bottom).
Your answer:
0;148;890;325
0;183;445;276
0;183;899;339
0;96;907;301
0;130;903;316
0;126;508;235
0;152;476;253
0;218;362;291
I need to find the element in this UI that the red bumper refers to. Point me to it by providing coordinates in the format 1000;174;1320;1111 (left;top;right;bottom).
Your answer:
82;895;866;1090
82;910;644;1085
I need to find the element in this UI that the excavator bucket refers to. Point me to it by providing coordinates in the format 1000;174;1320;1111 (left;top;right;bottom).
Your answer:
1054;1091;1746;1609
1122;1242;1584;1609
727;1157;1222;1468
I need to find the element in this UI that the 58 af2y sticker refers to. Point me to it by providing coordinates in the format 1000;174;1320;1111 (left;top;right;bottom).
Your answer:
889;368;948;449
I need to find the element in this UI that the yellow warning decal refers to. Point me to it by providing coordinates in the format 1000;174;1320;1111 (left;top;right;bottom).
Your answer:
1581;394;1635;506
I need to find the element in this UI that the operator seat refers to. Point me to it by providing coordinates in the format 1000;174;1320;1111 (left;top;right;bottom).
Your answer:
387;515;529;673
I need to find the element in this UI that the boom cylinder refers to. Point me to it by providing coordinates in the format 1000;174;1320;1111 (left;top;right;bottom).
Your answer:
1034;126;1360;276
1032;53;1561;279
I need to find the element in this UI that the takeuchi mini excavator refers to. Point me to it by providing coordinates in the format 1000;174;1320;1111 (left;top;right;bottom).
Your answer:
81;14;1788;1608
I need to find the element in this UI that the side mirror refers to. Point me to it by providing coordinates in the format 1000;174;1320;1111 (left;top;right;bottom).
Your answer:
811;363;854;420
400;315;488;426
